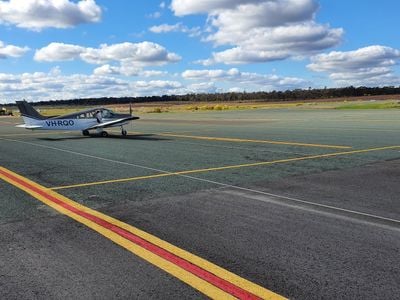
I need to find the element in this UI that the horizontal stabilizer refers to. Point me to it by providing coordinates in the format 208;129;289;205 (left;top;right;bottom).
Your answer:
16;124;43;129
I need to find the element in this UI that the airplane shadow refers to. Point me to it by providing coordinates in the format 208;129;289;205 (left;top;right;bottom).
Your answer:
38;134;170;142
106;134;170;141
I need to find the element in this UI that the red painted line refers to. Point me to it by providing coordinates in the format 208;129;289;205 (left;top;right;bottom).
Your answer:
1;169;261;300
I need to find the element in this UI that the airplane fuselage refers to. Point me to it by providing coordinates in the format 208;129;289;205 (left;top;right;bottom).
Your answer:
21;116;128;131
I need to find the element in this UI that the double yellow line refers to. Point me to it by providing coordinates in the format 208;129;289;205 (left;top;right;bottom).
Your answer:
0;167;286;300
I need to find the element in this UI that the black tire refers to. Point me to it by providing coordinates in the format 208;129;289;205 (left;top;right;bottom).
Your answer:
82;130;89;136
101;131;108;137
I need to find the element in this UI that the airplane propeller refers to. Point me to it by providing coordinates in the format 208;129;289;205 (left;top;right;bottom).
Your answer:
129;102;133;132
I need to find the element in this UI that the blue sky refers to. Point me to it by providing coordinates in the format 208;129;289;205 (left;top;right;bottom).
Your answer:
0;0;399;103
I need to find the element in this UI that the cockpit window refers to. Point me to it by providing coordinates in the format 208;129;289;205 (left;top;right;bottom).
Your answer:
101;109;114;118
77;113;90;119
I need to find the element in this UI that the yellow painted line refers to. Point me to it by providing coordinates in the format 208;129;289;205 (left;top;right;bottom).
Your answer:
51;145;400;190
0;166;285;300
343;119;400;122
52;173;172;190
154;133;352;149
108;130;351;149
255;126;400;133
324;127;400;133
141;118;283;122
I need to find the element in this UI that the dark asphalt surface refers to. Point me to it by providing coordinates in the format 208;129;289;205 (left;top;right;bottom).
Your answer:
1;109;400;299
0;199;202;299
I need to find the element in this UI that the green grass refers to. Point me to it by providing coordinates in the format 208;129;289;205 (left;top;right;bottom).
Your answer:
335;101;400;110
11;100;400;117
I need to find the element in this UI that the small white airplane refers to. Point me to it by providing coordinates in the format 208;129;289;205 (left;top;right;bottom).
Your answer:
16;100;139;137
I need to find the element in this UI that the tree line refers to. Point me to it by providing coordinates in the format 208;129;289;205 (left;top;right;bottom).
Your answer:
6;85;400;106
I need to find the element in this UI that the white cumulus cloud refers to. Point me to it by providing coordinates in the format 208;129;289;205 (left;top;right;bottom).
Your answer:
182;68;308;90
171;0;258;16
0;0;102;31
182;68;240;80
35;42;181;66
149;22;201;37
141;70;168;77
93;64;138;76
308;45;400;86
0;40;29;58
93;64;168;78
34;42;84;61
171;0;343;65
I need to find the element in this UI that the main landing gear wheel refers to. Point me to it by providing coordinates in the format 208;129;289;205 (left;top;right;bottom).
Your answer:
82;130;89;136
100;131;108;137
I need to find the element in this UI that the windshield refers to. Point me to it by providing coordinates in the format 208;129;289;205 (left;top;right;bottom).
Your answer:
101;109;114;118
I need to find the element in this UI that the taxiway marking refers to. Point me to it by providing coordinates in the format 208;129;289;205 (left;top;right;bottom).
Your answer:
51;145;400;190
154;133;352;149
106;129;350;149
0;166;285;300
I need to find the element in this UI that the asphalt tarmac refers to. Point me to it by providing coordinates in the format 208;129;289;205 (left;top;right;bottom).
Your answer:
1;108;400;299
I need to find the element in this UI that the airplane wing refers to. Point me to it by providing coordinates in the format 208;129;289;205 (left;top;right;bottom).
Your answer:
16;124;43;129
84;116;139;130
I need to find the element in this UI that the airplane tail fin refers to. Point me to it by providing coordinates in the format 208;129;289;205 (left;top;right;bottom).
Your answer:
16;100;46;120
